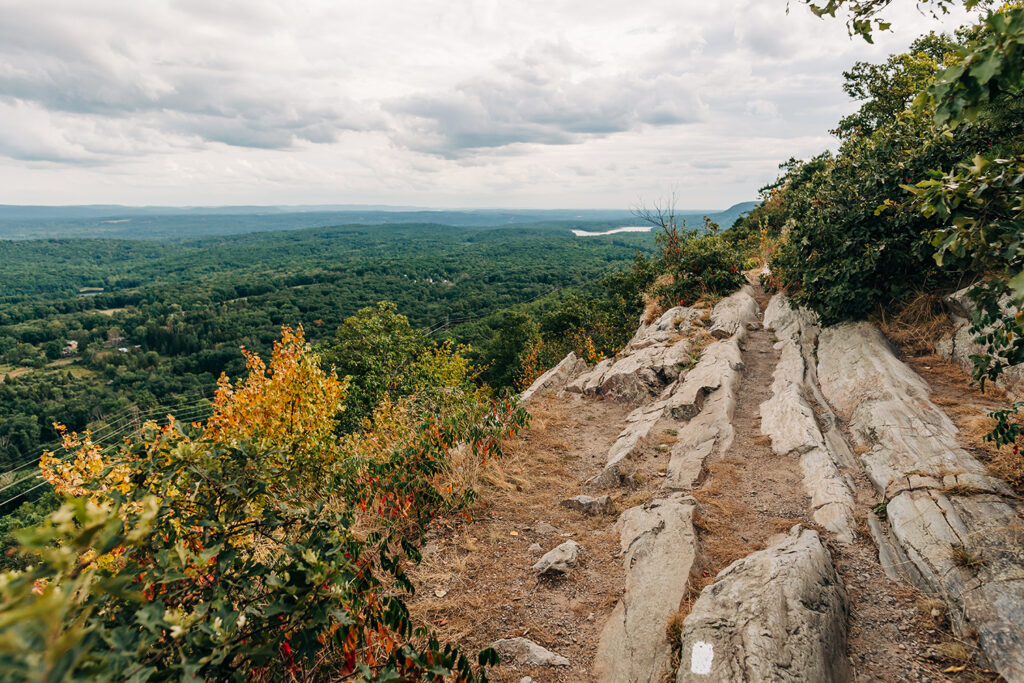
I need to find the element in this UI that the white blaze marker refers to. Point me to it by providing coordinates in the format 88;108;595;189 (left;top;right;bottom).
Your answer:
691;640;714;675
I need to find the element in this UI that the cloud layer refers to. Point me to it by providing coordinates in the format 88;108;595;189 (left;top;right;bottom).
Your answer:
0;0;974;207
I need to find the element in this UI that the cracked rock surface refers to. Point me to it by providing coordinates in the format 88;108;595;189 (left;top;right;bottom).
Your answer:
676;525;851;683
817;319;1024;681
761;297;856;543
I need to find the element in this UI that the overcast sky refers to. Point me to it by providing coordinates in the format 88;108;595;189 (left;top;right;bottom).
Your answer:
0;0;974;209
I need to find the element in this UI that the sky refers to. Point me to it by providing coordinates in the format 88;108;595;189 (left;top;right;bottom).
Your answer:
0;0;975;209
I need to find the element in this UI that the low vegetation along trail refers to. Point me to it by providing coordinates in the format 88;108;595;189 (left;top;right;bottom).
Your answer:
409;277;1016;682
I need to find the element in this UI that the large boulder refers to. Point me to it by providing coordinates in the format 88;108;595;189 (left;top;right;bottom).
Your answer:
595;497;697;683
676;526;851;682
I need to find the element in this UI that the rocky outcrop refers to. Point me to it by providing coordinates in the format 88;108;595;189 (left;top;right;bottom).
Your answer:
818;320;1024;680
936;286;1024;399
708;285;760;339
818;323;988;495
662;337;744;491
520;351;587;403
532;540;582;576
761;298;856;543
595;496;697;683
675;526;851;682
589;396;673;488
589;288;759;489
492;637;570;667
566;307;702;402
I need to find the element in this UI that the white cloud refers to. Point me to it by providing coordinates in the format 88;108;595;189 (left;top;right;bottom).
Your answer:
0;0;977;207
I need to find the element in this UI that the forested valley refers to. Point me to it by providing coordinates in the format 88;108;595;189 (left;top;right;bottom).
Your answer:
0;219;665;509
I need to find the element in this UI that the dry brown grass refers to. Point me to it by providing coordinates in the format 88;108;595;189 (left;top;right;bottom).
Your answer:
874;291;951;357
642;274;675;323
402;395;632;681
951;543;987;571
682;475;804;623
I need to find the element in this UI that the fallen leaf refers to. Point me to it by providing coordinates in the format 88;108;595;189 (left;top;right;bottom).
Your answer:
509;531;519;537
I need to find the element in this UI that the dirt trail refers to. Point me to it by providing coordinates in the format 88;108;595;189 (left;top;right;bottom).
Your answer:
687;284;812;599
407;395;651;683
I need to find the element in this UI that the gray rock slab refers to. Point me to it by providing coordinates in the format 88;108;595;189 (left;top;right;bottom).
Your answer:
520;351;587;404
492;637;570;667
565;307;701;401
532;540;581;576
663;335;743;421
662;338;743;491
676;526;851;683
817;319;1024;680
595;496;697;683
709;285;760;339
565;357;613;395
589;397;671;488
818;322;987;495
759;335;856;543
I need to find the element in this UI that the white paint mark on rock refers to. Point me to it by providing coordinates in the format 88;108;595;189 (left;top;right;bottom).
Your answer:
691;641;713;675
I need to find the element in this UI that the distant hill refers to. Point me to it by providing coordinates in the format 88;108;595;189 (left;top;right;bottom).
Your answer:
0;203;756;241
712;201;760;229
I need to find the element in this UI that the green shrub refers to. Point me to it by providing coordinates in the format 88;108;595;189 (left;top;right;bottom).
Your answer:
0;329;527;681
650;222;746;308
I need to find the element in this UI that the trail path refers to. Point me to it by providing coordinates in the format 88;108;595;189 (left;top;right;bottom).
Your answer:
409;276;1022;682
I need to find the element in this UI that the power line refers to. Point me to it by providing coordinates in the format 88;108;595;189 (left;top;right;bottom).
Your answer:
0;481;49;510
0;392;214;478
0;403;215;509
